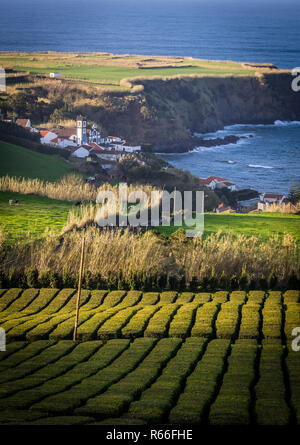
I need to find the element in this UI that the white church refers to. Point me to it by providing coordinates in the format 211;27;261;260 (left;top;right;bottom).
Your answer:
40;115;141;159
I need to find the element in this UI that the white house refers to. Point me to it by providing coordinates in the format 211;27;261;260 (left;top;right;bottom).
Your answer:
71;146;91;158
200;176;237;191
111;143;141;153
106;136;123;143
259;193;286;203
94;150;122;161
40;130;59;145
216;180;237;192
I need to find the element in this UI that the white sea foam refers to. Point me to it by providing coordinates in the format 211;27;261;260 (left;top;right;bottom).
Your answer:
248;164;273;169
274;120;300;126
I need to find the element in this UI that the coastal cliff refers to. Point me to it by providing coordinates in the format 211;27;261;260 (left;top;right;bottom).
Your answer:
93;71;300;152
3;69;300;153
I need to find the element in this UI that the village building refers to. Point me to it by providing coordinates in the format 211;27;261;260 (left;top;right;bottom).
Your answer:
215;203;233;213
200;176;237;191
49;72;61;78
257;193;286;211
259;193;286;204
16;118;31;129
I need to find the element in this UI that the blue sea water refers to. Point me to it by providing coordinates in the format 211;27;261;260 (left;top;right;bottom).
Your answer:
0;0;299;193
160;121;300;194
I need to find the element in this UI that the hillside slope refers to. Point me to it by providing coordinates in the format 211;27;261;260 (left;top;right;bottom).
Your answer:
0;141;74;181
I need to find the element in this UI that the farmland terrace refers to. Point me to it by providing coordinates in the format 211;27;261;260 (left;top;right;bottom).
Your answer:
0;288;299;425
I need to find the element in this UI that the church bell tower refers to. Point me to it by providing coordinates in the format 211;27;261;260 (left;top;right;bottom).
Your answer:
77;115;87;145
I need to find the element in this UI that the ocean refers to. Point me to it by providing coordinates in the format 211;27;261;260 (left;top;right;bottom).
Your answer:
0;0;299;193
0;0;299;69
160;121;300;194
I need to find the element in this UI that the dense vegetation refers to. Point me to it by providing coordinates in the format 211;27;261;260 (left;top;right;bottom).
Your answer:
0;289;299;425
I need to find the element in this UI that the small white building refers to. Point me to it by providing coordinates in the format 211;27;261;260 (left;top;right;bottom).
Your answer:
259;193;286;203
200;176;237;191
71;146;91;158
111;143;141;153
49;72;61;78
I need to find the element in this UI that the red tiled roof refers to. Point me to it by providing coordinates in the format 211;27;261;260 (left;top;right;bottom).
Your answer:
50;128;76;138
89;142;104;151
200;176;228;185
263;193;284;199
16;119;30;128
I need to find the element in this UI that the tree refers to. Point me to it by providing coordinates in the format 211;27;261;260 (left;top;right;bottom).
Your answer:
50;108;64;124
288;180;298;205
26;267;39;288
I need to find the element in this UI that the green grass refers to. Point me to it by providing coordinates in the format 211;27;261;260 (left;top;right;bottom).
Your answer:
0;141;74;181
0;191;73;241
154;212;300;241
0;53;257;87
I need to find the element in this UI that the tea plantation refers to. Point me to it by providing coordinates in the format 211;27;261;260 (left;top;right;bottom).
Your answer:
0;288;299;425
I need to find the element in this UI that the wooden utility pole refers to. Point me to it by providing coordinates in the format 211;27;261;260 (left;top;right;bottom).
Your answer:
73;235;85;341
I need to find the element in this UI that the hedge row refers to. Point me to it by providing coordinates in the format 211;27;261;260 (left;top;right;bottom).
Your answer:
31;338;156;414
239;303;261;339
262;293;282;339
190;302;219;338
144;305;179;338
169;339;230;424
215;302;243;339
0;341;53;373
0;341;73;394
168;303;198;338
286;345;300;424
121;306;161;338
255;340;290;425
0;340;129;410
0;342;100;400
284;290;300;340
209;340;257;425
139;292;159;305
97;307;142;340
75;338;182;418
126;338;207;423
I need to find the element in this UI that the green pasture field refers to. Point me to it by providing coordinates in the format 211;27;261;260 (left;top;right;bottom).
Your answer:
155;212;300;242
1;188;299;243
0;191;73;242
0;288;299;425
0;141;74;181
0;52;258;87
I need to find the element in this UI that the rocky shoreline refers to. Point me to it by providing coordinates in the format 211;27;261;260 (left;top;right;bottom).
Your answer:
156;134;253;154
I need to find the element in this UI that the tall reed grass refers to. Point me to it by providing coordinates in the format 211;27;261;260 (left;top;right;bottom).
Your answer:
1;226;298;288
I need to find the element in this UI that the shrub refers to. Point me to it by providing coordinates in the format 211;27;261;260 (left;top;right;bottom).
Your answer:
26;268;39;288
117;270;126;290
62;267;74;288
157;273;167;290
48;271;60;288
229;274;239;290
107;271;117;291
189;276;199;292
239;266;249;290
0;270;7;288
268;269;278;290
219;271;228;290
